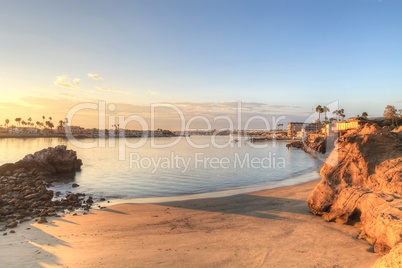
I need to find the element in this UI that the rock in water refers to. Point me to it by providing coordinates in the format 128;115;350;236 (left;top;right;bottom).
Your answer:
308;124;402;256
0;146;89;229
0;145;83;176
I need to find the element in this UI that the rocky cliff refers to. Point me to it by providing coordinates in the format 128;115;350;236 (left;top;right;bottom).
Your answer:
308;124;402;259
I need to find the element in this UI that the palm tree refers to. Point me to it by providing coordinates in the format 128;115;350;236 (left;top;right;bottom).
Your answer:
315;105;323;124
362;112;368;119
15;118;21;127
42;116;45;124
323;106;330;122
338;109;345;121
28;117;32;124
332;110;339;121
5;119;9;128
45;121;54;129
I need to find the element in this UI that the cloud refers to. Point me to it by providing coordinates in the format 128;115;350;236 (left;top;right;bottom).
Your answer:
96;87;130;95
88;73;103;80
72;78;80;85
56;93;99;102
148;91;157;95
0;98;309;130
54;75;92;92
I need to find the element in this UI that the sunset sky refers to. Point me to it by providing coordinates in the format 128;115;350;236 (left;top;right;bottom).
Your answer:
0;0;401;129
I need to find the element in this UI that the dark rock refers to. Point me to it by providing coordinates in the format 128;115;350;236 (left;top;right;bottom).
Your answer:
0;146;91;228
72;183;79;188
24;193;38;200
10;230;15;234
86;197;93;204
0;145;83;176
37;216;47;224
6;221;18;228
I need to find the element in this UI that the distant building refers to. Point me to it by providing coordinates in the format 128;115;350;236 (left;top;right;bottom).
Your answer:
287;122;319;138
63;126;85;135
24;127;39;134
325;117;381;136
8;127;22;134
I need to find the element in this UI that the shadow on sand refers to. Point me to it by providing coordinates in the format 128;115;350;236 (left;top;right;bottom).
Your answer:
1;193;312;267
159;193;311;222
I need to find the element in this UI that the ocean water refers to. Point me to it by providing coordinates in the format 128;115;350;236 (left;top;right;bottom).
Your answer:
0;136;322;202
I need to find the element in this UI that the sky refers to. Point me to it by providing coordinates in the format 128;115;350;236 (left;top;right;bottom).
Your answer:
0;0;401;129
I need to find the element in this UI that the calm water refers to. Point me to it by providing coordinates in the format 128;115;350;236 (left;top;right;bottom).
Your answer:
0;136;321;201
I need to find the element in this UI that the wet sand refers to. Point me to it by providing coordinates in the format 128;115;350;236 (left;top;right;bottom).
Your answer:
0;179;379;267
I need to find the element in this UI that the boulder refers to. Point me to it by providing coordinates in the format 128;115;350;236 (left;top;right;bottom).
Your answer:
0;145;83;176
308;124;402;256
6;221;18;228
37;216;47;224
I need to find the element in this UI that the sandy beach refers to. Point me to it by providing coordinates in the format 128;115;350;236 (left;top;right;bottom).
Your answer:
1;179;379;267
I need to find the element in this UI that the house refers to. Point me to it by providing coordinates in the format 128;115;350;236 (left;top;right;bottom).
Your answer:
324;117;381;136
287;122;319;138
8;127;22;134
23;127;39;134
64;126;85;135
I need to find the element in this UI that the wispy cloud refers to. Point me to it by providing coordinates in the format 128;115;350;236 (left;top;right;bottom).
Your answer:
56;93;98;102
148;91;157;95
72;78;80;85
54;75;92;92
0;98;309;129
96;87;130;95
88;73;103;80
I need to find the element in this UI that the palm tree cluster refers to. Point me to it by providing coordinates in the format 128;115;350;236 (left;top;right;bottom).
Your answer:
331;109;345;122
4;116;59;130
315;105;331;124
315;105;348;125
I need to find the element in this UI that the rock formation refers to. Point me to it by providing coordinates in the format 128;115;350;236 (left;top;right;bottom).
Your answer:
0;145;82;176
308;124;402;258
0;146;89;230
286;135;337;160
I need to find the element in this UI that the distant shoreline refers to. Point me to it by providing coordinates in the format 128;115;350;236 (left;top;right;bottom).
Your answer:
0;133;296;142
